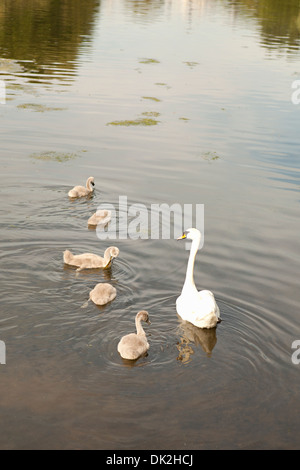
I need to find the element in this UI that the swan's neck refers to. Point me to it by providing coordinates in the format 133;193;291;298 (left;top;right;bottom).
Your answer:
182;237;200;293
136;319;145;336
103;249;112;267
86;179;93;191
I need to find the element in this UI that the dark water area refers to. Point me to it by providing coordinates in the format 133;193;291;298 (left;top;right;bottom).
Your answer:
0;0;300;449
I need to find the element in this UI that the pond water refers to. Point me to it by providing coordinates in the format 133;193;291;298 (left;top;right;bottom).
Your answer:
0;0;300;450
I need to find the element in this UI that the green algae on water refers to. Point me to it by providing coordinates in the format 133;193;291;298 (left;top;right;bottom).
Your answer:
107;117;159;127
141;111;161;117
138;58;160;64
141;96;161;102
201;151;220;162
155;82;171;89
30;150;84;163
183;61;199;68
17;103;66;112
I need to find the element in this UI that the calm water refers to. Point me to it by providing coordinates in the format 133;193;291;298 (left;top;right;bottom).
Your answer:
0;0;300;450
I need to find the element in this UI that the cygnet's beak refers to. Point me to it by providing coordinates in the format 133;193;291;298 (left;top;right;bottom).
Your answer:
91;181;95;186
147;319;151;325
177;233;186;241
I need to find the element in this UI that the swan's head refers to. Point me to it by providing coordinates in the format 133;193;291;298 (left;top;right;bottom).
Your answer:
136;310;151;325
177;228;201;242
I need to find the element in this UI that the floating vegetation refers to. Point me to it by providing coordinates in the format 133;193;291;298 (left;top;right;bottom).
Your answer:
179;117;190;121
201;151;220;162
17;103;66;112
138;58;160;64
142;96;161;102
107;117;159;127
155;82;171;89
183;61;200;68
30;150;86;163
141;111;161;117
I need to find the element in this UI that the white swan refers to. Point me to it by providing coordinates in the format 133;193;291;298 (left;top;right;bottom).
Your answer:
117;311;150;360
176;228;220;329
89;283;117;306
63;246;119;271
88;209;111;227
68;176;95;198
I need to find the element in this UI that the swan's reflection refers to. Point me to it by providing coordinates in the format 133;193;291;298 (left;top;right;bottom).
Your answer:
119;352;149;368
63;264;114;281
176;318;217;363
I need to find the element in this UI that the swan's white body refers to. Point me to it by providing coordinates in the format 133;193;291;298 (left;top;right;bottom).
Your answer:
176;228;220;329
68;176;95;198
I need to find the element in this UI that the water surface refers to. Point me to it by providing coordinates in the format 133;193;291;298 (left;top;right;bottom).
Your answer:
0;0;300;449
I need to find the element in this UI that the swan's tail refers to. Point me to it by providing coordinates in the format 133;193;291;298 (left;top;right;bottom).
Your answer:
63;249;74;264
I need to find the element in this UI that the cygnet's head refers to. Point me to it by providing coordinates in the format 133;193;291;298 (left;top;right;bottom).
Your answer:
88;176;95;187
177;228;201;242
103;246;119;268
107;246;119;258
136;310;151;324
